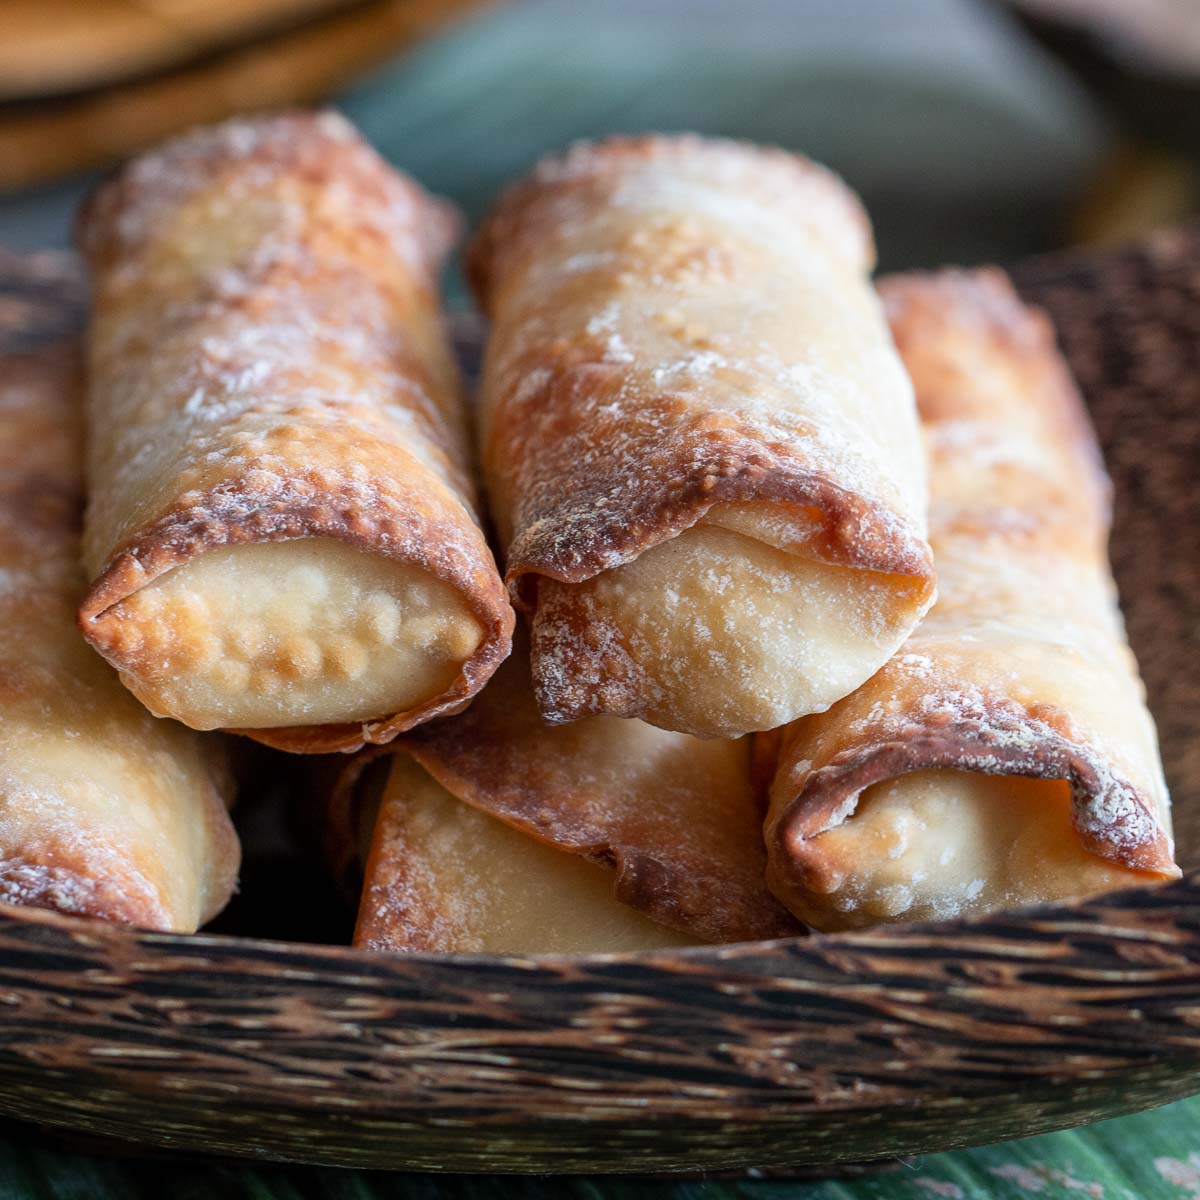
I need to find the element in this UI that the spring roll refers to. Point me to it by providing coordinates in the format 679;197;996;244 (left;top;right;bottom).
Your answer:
764;269;1178;930
76;112;513;753
0;266;238;931
337;757;696;954
332;638;800;952
467;135;935;738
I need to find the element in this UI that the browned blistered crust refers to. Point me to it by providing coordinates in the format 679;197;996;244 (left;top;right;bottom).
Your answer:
334;635;801;946
466;134;934;609
504;400;932;605
77;111;513;753
0;858;170;929
765;268;1178;916
350;779;467;953
883;266;1112;538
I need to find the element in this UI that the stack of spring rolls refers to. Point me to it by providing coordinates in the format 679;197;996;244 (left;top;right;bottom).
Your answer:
0;111;1178;950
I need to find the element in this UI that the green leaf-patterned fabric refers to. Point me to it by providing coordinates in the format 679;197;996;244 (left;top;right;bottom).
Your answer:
4;1095;1200;1197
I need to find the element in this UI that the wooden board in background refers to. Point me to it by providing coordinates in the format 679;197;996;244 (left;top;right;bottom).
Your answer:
0;0;363;100
0;0;489;191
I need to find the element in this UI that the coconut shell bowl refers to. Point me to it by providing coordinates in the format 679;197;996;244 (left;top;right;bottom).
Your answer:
0;226;1198;1175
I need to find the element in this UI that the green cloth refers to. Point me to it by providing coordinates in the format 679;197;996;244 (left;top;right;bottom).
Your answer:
3;1094;1200;1197
0;1;1191;1192
335;0;1111;308
0;0;1111;273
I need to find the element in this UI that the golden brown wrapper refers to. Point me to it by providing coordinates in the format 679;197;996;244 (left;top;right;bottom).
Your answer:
77;111;513;754
0;293;238;932
467;135;934;739
764;269;1178;930
333;637;800;952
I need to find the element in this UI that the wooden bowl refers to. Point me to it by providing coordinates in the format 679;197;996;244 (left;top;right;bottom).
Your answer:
0;229;1198;1174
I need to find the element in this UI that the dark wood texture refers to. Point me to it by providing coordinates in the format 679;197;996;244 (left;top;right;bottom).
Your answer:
1015;228;1200;857
0;231;1197;1173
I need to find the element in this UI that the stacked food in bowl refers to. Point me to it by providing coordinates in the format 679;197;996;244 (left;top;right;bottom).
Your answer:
0;111;1177;954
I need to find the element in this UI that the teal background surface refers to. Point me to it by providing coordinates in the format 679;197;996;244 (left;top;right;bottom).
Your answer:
0;0;1194;1192
4;1094;1200;1197
0;0;1111;280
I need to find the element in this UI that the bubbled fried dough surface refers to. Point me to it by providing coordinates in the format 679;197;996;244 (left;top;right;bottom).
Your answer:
77;112;512;751
105;539;483;731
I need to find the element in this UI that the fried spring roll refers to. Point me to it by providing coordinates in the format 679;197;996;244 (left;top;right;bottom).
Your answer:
467;136;935;738
77;112;513;753
764;269;1178;930
0;293;237;931
334;640;800;952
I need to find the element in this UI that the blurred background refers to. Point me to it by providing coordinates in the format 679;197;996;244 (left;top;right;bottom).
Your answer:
1;0;1198;296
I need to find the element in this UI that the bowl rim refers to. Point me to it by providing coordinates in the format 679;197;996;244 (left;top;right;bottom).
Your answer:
4;863;1196;972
